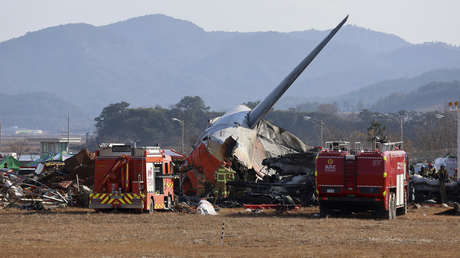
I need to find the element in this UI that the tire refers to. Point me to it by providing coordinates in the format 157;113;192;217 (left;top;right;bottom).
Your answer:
379;192;395;220
319;202;329;218
341;208;353;216
149;198;154;214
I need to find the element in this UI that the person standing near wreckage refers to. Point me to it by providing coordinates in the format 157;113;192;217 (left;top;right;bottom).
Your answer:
420;166;427;177
214;160;235;200
427;163;437;179
438;165;448;204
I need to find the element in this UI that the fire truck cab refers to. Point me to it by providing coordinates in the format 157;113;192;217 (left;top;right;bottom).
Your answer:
89;144;175;212
316;141;408;219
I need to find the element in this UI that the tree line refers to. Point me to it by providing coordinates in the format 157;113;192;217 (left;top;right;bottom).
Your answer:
93;96;457;161
93;96;221;151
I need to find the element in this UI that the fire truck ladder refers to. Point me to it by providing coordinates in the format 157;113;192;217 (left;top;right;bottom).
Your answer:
344;156;356;191
100;156;129;189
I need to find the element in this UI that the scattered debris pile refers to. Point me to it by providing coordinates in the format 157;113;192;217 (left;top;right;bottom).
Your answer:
0;149;95;210
410;174;460;203
1;171;76;209
174;201;195;213
228;149;319;208
454;202;460;215
62;149;96;187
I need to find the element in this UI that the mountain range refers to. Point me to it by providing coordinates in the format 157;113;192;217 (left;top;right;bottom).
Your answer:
371;81;460;113
0;92;92;133
334;68;460;110
1;14;459;131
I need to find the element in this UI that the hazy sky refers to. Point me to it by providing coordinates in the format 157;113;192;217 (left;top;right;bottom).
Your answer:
2;0;459;45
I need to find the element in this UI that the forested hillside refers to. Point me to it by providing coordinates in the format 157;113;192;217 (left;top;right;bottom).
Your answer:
94;96;457;160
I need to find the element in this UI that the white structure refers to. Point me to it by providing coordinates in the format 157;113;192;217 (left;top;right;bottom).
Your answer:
0;152;17;159
434;156;457;178
196;200;217;215
33;137;81;154
15;129;43;135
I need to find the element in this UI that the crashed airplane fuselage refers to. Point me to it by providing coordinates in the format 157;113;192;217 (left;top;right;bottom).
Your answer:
182;16;348;195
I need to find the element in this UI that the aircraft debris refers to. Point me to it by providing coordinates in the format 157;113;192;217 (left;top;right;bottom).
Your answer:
174;201;195;213
196;199;217;215
227;149;319;209
182;16;349;196
454;202;460;214
410;174;460;203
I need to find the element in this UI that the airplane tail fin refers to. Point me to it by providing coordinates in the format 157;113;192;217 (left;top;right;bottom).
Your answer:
247;15;348;129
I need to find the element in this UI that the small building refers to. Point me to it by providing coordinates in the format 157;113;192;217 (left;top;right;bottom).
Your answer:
33;137;81;155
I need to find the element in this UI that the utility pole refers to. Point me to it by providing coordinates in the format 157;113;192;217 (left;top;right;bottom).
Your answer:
182;121;185;154
400;114;404;150
457;109;459;180
172;118;185;154
67;112;70;153
449;101;460;180
303;116;324;147
320;120;324;148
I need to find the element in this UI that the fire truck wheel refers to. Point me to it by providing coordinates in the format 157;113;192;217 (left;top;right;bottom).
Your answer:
319;202;329;218
149;198;154;214
379;192;395;219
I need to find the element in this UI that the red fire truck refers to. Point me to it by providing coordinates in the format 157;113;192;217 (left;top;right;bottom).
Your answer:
316;141;408;219
89;144;175;212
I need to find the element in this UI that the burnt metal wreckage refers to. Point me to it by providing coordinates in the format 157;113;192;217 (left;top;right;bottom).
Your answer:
180;16;349;210
226;149;319;210
406;156;460;205
407;173;460;216
410;174;460;204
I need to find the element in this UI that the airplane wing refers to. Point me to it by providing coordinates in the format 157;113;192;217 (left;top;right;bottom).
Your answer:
247;15;348;129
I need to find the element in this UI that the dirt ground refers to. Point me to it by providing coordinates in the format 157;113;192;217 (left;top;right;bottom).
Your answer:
0;205;459;257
